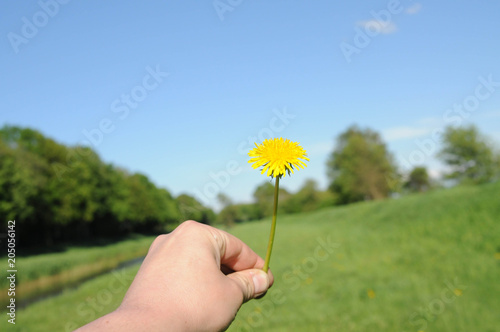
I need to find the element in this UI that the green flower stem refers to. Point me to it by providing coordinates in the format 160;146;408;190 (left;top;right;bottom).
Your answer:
263;176;280;273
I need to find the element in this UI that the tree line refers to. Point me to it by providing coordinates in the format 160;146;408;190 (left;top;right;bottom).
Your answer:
216;124;500;225
1;124;499;246
325;124;499;204
215;179;336;226
0;126;213;247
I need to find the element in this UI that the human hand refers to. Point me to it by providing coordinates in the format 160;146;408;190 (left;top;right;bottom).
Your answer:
77;220;274;331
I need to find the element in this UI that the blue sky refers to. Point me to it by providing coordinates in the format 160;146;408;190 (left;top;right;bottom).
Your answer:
2;1;500;208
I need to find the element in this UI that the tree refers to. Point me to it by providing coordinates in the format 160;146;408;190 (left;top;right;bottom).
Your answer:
404;166;431;192
176;194;215;225
327;125;399;204
219;190;260;224
252;181;275;218
216;192;233;208
281;179;321;213
0;139;53;244
215;193;238;227
253;181;291;218
0;125;191;246
438;125;499;184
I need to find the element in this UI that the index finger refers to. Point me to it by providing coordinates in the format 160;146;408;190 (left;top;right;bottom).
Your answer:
210;228;265;272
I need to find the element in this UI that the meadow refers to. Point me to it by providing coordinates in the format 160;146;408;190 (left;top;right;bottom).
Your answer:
2;182;499;331
0;235;155;306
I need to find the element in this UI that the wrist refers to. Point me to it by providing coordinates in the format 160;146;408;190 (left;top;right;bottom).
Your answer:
76;305;180;331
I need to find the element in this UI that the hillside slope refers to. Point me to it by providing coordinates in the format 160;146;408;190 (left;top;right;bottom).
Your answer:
4;182;499;332
229;182;500;331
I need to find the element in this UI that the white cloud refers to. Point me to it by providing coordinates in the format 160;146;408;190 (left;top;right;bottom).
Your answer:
357;20;397;35
405;3;422;15
382;126;430;141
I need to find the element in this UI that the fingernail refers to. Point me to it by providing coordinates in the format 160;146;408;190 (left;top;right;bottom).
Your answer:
251;270;269;295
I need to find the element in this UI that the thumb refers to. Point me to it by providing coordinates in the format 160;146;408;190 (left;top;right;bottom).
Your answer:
228;269;270;302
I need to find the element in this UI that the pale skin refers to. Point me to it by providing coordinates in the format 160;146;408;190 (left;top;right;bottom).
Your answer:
76;220;274;331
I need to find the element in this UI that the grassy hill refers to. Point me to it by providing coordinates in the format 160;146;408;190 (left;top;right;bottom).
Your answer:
3;182;499;331
228;182;499;331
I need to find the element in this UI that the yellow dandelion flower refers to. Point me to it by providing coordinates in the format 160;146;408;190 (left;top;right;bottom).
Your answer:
495;252;500;260
367;289;376;299
248;138;309;178
454;289;463;296
248;138;309;273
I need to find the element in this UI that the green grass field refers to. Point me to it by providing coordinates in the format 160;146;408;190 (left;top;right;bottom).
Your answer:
0;234;155;305
3;182;499;331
